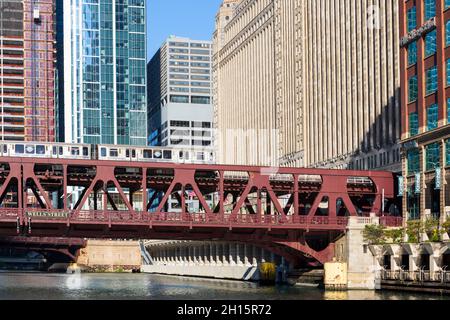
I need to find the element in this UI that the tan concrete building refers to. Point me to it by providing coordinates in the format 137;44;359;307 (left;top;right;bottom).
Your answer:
213;0;402;172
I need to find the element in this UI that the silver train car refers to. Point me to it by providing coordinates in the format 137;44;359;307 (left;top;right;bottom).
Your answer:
0;142;215;164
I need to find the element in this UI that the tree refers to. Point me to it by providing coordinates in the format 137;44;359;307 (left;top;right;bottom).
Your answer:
363;224;386;245
384;228;404;244
406;220;421;243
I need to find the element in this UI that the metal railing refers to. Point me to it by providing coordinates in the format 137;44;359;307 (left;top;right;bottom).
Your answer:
381;269;450;283
379;216;404;227
0;208;349;229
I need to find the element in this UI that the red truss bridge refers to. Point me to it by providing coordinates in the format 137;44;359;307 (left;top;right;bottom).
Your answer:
0;156;400;265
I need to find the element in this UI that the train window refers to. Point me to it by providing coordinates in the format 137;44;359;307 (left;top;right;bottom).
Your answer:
126;149;130;158
25;145;35;154
71;148;80;156
59;147;63;155
83;147;89;156
52;146;57;155
163;150;172;159
100;148;107;157
154;150;162;159
15;145;24;154
132;150;136;158
2;145;7;153
36;145;45;155
197;152;205;161
110;149;118;157
143;150;152;159
179;151;190;160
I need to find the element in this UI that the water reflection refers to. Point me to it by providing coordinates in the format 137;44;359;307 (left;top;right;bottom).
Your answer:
0;273;447;300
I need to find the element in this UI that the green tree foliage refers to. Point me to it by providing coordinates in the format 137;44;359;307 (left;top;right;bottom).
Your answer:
363;224;386;244
384;228;404;244
443;221;450;235
406;220;421;243
423;217;441;242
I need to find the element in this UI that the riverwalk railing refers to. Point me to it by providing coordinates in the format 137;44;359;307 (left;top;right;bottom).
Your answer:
381;270;450;283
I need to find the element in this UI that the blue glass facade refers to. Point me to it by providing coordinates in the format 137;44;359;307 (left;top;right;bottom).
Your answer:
62;0;147;146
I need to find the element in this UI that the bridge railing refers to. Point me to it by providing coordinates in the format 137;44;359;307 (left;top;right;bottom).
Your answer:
379;216;404;228
0;208;350;229
0;208;21;221
382;270;450;283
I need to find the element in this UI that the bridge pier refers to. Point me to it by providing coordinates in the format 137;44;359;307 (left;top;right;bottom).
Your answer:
328;217;383;290
141;241;288;281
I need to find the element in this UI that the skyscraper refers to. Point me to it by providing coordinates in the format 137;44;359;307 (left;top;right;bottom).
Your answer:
59;0;147;146
23;0;56;142
0;0;25;141
213;0;402;172
148;36;213;149
0;0;55;142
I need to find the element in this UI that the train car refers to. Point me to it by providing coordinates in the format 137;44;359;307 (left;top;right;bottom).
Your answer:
0;142;91;160
96;144;215;164
0;141;215;165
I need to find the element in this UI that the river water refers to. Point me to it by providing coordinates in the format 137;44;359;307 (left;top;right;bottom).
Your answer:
0;272;448;300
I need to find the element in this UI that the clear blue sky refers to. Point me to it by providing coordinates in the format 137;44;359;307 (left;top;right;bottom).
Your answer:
147;0;223;59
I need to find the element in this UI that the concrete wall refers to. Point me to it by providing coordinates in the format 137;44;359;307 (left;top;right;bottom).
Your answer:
141;264;259;281
141;240;288;282
76;240;141;271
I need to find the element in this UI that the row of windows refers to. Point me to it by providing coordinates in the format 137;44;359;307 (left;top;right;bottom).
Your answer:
406;0;439;34
169;55;210;62
169;95;211;104
167;120;212;129
407;139;450;175
349;149;401;170
168;41;211;49
169;130;212;138
169;61;210;68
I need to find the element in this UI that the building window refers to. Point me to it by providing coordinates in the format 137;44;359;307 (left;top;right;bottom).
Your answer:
409;75;418;102
407;6;417;32
170;95;189;103
409;112;419;136
426;142;440;171
447;59;450;86
407;148;420;175
446;140;450;166
425;30;437;57
408;41;417;66
447;20;450;46
427;104;439;131
191;96;211;104
424;0;436;21
448;98;450;123
426;66;438;95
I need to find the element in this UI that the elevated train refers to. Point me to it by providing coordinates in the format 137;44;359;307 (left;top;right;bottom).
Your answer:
0;141;216;164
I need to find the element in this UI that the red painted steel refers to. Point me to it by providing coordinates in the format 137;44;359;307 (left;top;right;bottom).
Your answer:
0;156;399;264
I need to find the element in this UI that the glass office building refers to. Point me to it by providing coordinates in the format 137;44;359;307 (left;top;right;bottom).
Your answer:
59;0;147;146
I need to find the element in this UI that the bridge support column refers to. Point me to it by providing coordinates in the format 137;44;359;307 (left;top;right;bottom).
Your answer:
236;243;242;266
329;217;382;290
199;244;204;266
210;243;215;266
229;243;236;265
252;245;258;266
217;243;223;266
182;246;187;265
223;243;229;265
244;244;250;266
